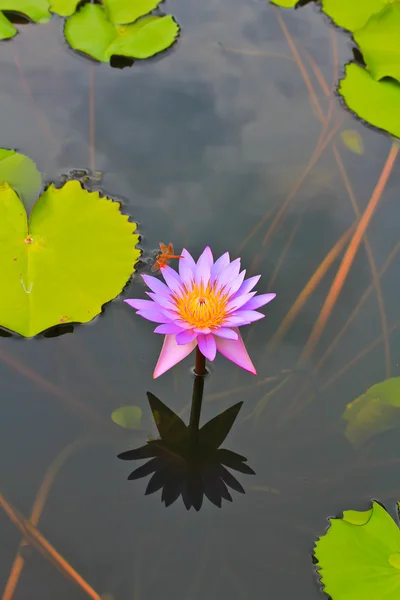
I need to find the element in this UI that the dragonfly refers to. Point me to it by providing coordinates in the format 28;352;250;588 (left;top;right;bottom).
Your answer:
151;242;183;273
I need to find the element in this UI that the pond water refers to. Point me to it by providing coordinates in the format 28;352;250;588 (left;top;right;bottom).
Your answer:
1;1;400;599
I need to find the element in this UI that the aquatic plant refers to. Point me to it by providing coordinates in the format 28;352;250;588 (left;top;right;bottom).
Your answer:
314;501;400;599
0;0;180;65
0;177;140;337
343;377;400;446
125;246;276;377
269;0;400;138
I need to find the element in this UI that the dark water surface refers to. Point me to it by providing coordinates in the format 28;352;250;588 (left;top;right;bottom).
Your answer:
1;1;400;599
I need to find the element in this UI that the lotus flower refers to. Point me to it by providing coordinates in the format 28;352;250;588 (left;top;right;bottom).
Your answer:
125;247;275;378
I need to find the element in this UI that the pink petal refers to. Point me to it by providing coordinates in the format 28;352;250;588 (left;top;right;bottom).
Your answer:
231;275;261;299
179;249;196;285
216;329;256;374
210;252;230;283
234;309;265;323
215;258;241;292
147;292;175;311
154;323;184;334
241;293;276;311
197;333;217;361
142;274;172;297
176;329;198;345
195;246;213;286
124;298;155;311
136;309;169;323
214;327;238;340
161;266;183;294
225;291;256;312
225;269;246;296
153;335;196;378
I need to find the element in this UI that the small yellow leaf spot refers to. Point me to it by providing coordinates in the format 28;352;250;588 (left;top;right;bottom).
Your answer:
340;129;364;155
119;26;126;34
388;553;400;569
59;316;69;323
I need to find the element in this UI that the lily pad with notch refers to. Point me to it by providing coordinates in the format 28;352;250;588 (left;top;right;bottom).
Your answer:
64;2;179;63
0;179;140;337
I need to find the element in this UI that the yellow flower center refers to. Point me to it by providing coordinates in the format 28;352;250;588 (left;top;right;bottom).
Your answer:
173;282;228;330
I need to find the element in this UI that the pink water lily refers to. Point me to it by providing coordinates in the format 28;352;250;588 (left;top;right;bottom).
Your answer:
125;247;276;378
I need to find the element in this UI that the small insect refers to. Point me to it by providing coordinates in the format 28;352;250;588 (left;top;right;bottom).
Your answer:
151;242;183;273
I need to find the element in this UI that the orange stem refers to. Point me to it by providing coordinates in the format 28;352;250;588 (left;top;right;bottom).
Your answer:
298;142;399;366
0;494;102;600
268;225;354;352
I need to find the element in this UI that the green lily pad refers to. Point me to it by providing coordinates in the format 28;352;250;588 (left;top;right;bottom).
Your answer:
103;0;161;25
321;0;387;32
0;0;51;23
64;3;116;62
0;149;42;212
65;3;179;63
339;63;400;139
0;179;139;337
111;406;143;429
50;0;80;17
0;11;17;39
342;377;400;445
314;501;400;599
269;0;299;7
354;5;400;83
106;15;179;60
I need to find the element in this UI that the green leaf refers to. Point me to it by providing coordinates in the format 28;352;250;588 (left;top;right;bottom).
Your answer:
354;5;400;83
0;149;42;212
321;0;387;32
0;0;51;23
146;392;188;443
199;402;243;449
0;11;17;39
340;129;364;154
339;63;400;139
104;0;161;25
50;0;80;17
106;15;179;60
0;180;139;337
270;0;298;7
64;3;117;63
343;377;400;445
315;501;400;599
111;406;143;429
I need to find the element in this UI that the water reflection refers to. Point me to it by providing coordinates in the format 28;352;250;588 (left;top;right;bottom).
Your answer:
118;378;254;510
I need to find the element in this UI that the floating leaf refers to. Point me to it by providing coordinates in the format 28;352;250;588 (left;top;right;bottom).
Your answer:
103;0;161;25
269;0;299;7
0;11;16;39
339;63;400;139
340;129;364;154
321;0;386;32
354;5;400;83
64;3;117;62
314;501;400;599
50;0;81;17
343;377;400;445
0;0;51;23
65;3;179;63
106;15;179;60
0;180;139;337
0;149;42;212
111;406;143;429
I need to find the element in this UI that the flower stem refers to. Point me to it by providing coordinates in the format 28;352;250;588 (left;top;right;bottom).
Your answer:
189;374;204;435
194;346;207;376
189;348;207;439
